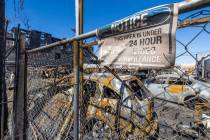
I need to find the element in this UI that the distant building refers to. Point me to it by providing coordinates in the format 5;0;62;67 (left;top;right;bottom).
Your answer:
6;28;73;67
6;32;15;62
197;52;210;81
5;32;16;72
11;27;61;49
6;28;93;68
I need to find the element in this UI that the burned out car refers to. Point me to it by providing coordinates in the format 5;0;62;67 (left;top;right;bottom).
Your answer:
145;73;210;138
80;73;159;139
191;78;210;103
145;74;195;104
146;73;210;108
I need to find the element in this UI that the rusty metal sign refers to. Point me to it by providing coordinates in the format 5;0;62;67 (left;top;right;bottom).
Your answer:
98;4;178;69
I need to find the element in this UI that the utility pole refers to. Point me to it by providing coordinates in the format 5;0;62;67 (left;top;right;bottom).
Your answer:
0;0;5;138
73;0;83;140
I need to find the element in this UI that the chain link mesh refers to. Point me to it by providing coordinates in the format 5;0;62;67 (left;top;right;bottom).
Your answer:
26;45;74;139
4;8;210;140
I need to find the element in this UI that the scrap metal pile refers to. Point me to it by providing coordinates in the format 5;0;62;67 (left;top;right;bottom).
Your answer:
24;64;210;140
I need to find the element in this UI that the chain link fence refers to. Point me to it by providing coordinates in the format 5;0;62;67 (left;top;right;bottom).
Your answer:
72;9;210;139
26;45;74;139
3;6;210;140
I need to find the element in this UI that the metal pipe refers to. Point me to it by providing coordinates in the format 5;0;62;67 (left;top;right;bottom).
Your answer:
178;16;210;28
26;0;210;53
0;0;6;138
82;41;98;49
73;0;83;139
77;0;87;139
13;33;27;140
12;25;20;140
26;30;96;53
177;0;210;14
1;12;8;140
73;40;79;140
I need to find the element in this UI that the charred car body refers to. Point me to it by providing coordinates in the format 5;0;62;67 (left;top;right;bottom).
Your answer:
79;73;159;139
146;73;210;106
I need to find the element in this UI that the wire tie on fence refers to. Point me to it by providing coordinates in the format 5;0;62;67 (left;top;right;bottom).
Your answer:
81;41;98;49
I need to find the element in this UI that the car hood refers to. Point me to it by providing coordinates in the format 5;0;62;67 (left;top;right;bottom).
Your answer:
192;80;210;102
146;83;195;103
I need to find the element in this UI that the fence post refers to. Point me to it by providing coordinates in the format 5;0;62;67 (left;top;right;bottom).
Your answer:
13;33;27;140
73;40;80;140
0;0;6;138
74;0;83;139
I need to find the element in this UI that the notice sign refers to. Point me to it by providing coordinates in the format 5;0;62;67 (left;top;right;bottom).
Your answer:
98;4;178;69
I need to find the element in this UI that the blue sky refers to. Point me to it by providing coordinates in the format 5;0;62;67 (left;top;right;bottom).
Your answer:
6;0;182;37
5;0;210;64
